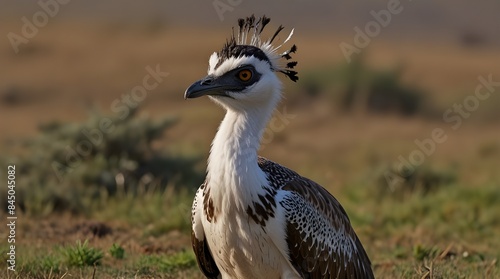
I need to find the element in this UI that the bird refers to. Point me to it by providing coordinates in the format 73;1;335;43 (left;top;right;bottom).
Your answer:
184;15;374;279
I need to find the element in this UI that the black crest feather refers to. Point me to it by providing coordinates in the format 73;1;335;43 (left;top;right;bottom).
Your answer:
217;15;299;82
286;61;298;69
260;16;271;34
269;25;285;45
280;70;299;82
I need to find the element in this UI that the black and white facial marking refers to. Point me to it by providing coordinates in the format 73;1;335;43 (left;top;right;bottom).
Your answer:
201;63;263;98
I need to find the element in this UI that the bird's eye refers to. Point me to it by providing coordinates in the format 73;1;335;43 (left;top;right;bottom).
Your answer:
237;69;252;82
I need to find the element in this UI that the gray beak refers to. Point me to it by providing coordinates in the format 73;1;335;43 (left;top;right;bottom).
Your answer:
184;75;232;99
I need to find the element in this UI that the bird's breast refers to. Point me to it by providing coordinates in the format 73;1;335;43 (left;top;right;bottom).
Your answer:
201;206;284;278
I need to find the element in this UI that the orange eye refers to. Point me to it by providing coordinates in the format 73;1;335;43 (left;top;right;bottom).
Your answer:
238;69;252;82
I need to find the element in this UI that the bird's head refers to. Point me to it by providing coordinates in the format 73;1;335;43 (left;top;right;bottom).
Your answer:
184;15;298;112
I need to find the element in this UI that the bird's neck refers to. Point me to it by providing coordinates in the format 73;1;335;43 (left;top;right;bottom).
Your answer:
207;105;274;211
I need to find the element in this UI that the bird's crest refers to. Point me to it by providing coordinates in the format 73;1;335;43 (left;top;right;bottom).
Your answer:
218;15;298;82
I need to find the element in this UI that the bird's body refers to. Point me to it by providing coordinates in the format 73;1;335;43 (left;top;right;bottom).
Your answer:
186;15;374;279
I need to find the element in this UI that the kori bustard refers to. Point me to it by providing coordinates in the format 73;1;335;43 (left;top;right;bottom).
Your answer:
185;15;374;279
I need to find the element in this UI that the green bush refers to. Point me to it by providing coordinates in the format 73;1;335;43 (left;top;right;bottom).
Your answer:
109;243;125;260
62;240;103;267
1;108;203;215
22;254;62;274
300;55;427;116
376;165;457;198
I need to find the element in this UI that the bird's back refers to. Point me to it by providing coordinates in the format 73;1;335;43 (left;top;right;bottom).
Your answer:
258;157;374;279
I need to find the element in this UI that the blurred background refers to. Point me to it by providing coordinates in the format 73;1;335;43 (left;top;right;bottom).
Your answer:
1;1;499;278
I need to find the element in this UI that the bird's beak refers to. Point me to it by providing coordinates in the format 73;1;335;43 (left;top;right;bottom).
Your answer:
184;75;231;99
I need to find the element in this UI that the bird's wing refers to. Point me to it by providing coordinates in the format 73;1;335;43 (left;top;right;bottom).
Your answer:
279;177;374;279
191;184;220;279
258;157;373;278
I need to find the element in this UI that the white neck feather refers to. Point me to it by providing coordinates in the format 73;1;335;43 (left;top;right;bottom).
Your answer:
207;100;277;212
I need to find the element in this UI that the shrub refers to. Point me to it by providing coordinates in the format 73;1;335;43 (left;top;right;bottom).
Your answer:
300;55;427;116
376;165;457;198
109;243;125;260
1;108;203;215
62;240;103;267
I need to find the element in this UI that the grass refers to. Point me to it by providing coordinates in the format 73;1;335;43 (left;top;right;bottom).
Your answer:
63;240;104;267
135;250;197;275
94;186;195;236
7;247;198;279
1;208;199;278
350;187;498;278
2;177;498;278
109;243;125;260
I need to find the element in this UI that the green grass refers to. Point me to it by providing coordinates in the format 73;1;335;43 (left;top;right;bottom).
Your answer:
62;240;104;267
1;175;496;278
3;241;199;279
341;173;500;279
94;186;195;236
109;243;125;260
135;250;197;275
10;250;198;278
